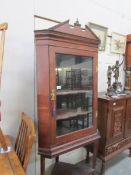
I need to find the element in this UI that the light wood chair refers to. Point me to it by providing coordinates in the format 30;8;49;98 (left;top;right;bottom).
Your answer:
15;112;36;172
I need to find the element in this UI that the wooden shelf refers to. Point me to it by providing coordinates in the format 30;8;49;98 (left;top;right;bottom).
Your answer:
56;109;92;120
57;90;92;96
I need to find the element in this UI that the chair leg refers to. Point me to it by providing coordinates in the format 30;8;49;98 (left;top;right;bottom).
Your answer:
56;156;59;162
41;155;45;175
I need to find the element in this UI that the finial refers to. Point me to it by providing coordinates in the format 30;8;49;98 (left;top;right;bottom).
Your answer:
74;18;81;27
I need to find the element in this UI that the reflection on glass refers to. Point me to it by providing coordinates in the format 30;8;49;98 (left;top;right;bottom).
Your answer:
56;54;93;136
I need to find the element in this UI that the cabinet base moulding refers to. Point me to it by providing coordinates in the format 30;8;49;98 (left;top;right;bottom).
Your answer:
106;136;131;156
38;131;100;158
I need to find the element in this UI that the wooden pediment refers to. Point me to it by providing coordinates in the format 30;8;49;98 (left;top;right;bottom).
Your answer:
49;20;100;41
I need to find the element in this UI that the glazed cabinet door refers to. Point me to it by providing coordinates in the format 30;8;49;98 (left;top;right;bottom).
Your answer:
55;53;93;136
107;100;126;145
125;98;131;137
49;47;97;144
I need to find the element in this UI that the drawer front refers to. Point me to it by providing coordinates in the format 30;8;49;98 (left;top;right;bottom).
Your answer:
111;100;124;108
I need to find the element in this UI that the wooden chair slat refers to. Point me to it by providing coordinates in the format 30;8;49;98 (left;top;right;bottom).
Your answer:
14;112;36;172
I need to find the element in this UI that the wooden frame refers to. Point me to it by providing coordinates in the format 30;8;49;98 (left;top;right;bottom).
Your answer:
88;22;108;51
111;32;126;54
0;23;8;85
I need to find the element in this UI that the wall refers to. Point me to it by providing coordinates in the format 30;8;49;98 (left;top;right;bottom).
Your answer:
1;0;131;175
34;0;131;92
0;0;35;174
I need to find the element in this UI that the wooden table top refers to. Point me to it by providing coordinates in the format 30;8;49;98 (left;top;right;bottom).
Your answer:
0;129;25;175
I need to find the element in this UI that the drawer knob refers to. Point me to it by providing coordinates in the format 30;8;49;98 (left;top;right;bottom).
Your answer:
113;102;116;106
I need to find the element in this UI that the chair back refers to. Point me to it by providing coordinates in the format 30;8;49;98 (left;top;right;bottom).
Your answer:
15;112;36;172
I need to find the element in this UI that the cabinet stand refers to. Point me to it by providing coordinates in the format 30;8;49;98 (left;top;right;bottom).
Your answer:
40;135;99;175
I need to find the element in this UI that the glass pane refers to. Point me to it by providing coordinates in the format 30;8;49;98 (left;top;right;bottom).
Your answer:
56;53;93;136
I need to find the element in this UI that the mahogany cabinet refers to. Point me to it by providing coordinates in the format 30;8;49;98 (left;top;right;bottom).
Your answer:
35;20;100;175
98;94;131;175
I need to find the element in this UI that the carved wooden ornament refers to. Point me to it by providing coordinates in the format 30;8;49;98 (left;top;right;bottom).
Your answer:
0;23;8;31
